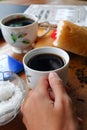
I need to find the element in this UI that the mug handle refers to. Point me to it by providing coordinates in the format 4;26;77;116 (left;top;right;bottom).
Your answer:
37;22;51;38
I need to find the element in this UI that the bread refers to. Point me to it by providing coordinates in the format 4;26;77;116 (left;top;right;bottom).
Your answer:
53;20;87;57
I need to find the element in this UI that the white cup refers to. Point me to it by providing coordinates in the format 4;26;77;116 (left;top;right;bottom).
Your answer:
23;47;70;89
0;13;50;54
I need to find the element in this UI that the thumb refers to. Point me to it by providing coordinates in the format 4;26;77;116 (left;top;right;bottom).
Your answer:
48;72;66;106
35;76;50;99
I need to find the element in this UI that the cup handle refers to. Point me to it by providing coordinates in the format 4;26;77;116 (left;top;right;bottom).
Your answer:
37;22;51;38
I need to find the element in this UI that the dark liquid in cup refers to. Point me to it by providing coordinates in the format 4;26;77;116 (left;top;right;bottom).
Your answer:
27;53;65;71
4;17;35;27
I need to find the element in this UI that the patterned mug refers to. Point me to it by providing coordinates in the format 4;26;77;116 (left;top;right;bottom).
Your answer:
0;13;50;53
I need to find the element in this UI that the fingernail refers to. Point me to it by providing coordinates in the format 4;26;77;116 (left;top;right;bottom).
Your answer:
49;71;58;78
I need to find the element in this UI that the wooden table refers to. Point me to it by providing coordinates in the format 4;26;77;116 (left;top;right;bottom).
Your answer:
0;29;87;130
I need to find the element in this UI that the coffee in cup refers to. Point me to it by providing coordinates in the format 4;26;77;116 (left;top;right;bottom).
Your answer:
27;53;65;71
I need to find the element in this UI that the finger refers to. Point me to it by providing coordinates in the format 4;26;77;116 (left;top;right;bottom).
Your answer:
21;90;33;112
35;76;50;98
23;117;30;130
48;72;66;106
49;71;66;96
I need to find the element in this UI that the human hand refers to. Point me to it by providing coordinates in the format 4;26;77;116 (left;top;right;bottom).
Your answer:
21;72;78;130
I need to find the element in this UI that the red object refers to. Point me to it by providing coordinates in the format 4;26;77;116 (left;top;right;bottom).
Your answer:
51;30;57;40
